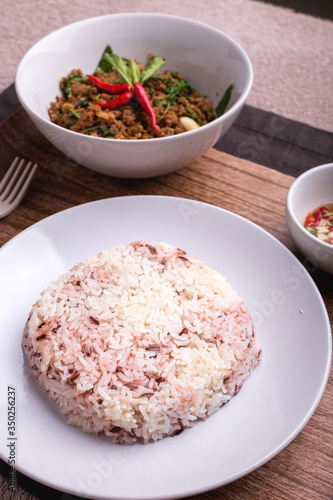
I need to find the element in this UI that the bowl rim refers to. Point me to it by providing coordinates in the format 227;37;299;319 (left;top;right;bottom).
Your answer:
286;162;333;250
15;12;253;144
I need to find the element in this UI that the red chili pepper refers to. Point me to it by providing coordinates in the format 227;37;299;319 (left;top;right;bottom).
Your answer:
305;215;317;226
133;81;159;131
87;74;131;95
96;90;134;109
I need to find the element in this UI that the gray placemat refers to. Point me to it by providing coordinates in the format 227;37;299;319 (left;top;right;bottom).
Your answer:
214;105;333;176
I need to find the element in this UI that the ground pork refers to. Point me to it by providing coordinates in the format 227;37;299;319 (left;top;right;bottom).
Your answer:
49;67;215;140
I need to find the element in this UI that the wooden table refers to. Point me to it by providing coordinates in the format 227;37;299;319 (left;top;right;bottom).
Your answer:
0;108;332;500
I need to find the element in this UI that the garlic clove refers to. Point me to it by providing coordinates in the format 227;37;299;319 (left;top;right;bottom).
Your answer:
180;116;200;131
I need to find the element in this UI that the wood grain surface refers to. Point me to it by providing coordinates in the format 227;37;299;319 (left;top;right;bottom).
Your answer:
0;108;332;500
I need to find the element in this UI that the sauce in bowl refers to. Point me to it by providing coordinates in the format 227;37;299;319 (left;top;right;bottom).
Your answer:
304;203;333;245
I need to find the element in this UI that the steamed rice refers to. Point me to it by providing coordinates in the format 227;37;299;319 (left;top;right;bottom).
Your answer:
23;241;262;444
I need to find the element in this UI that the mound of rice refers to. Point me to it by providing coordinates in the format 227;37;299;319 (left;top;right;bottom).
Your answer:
23;241;262;444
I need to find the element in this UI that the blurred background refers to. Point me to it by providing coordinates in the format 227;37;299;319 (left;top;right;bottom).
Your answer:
259;0;333;19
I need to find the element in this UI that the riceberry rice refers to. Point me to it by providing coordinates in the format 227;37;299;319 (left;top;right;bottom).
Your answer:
23;241;262;444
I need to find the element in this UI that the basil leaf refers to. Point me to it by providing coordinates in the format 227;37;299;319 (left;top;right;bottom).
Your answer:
158;79;195;114
149;75;166;82
166;81;194;100
154;99;167;106
73;98;90;108
63;74;86;97
104;53;132;85
215;84;234;117
97;45;113;72
129;58;141;84
139;57;166;83
83;126;115;138
185;108;201;125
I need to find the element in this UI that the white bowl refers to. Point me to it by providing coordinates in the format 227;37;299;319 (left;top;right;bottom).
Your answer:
286;163;333;274
15;13;253;178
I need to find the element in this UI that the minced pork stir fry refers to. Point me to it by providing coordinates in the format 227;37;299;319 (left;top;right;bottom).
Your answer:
49;46;233;140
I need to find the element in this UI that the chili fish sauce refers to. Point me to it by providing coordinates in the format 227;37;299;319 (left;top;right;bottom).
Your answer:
303;203;333;245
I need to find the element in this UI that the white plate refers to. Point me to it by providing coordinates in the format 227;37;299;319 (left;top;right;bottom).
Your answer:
0;195;331;500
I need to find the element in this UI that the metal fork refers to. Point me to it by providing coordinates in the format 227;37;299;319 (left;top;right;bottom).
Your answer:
0;157;38;219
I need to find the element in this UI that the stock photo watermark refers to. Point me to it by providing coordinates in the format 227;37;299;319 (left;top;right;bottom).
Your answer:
177;197;327;329
178;199;207;224
236;114;290;163
7;386;17;492
50;135;104;182
59;451;125;499
250;261;319;327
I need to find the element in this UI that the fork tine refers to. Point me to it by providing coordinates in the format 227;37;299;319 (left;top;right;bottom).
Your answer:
0;158;38;219
8;162;38;206
6;161;33;204
0;157;22;195
1;159;27;202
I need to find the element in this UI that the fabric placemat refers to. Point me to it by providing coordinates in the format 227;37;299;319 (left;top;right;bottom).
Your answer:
215;105;333;177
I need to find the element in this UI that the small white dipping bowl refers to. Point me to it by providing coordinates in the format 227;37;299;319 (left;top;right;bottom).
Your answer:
15;13;253;178
286;163;333;274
